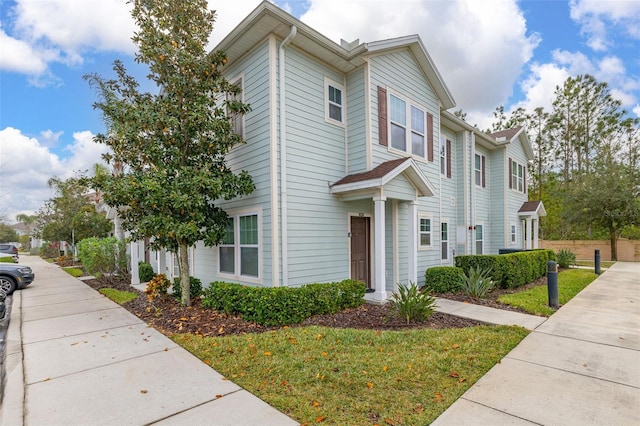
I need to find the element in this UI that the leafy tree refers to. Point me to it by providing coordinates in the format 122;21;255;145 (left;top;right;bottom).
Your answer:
85;0;254;306
16;213;36;249
0;223;18;243
36;174;112;245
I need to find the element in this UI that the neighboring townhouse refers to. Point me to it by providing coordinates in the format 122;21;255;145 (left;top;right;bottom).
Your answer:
130;1;543;301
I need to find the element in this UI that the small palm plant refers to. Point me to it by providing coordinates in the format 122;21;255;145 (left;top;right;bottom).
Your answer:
461;266;495;299
556;249;576;268
390;281;437;323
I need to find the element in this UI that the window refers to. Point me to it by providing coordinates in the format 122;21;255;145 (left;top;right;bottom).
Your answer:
511;224;517;244
475;154;486;187
388;92;428;158
509;158;526;193
218;213;259;278
441;222;448;260
440;137;452;177
227;77;244;138
475;224;483;254
419;217;431;247
325;78;344;124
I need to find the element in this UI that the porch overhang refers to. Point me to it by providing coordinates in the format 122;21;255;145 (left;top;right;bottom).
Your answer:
518;200;546;219
330;158;435;199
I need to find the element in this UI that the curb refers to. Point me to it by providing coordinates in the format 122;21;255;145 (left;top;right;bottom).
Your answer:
0;290;24;426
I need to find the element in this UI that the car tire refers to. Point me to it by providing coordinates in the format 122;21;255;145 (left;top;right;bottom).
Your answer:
0;276;16;295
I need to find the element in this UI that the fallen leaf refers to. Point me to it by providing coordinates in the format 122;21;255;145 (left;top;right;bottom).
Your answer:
452;343;460;349
312;400;321;407
449;371;460;378
264;351;273;356
433;392;443;402
70;342;78;346
140;389;148;394
367;382;374;389
216;394;223;398
321;351;328;357
384;419;394;425
383;366;388;372
315;416;327;423
180;317;188;321
281;380;288;386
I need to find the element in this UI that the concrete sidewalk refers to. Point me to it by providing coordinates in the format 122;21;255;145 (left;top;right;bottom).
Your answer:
433;261;640;425
0;256;298;426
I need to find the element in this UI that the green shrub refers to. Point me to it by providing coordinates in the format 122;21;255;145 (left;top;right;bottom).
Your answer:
556;249;576;268
455;249;555;289
461;266;495;299
0;256;14;263
172;276;203;300
77;237;128;283
138;262;155;282
390;282;437;323
424;266;464;293
202;279;366;326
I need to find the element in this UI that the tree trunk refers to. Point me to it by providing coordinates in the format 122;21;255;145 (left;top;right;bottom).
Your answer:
609;227;617;261
178;242;191;306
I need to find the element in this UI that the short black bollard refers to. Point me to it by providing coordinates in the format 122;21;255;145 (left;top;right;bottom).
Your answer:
595;249;601;275
547;260;558;308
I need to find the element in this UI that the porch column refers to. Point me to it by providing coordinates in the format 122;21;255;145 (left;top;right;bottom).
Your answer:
407;201;417;284
373;195;387;301
525;217;533;250
533;218;540;249
130;241;141;285
158;249;167;276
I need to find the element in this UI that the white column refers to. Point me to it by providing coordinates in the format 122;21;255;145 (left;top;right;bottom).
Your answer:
533;218;540;249
373;195;387;301
407;201;417;284
130;241;141;285
158;249;167;275
525;217;533;250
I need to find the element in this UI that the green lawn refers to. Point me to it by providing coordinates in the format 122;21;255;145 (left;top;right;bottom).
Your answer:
174;325;528;425
575;260;615;268
498;269;598;316
62;267;84;277
99;288;138;304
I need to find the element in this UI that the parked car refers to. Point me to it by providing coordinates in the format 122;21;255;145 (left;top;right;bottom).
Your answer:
0;263;34;294
0;244;19;262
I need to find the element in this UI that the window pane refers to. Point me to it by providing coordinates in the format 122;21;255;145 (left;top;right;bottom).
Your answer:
420;219;430;232
329;104;342;121
240;215;258;245
241;247;258;276
441;241;448;260
476;225;483;240
219;247;234;273
420;234;431;246
390;123;406;151
476;241;483;255
411;106;424;133
329;86;341;105
441;222;448;240
222;218;234;244
411;132;424;157
389;95;406;124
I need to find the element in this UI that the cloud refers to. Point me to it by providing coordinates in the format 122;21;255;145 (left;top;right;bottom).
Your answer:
300;0;540;117
569;0;640;51
0;127;108;221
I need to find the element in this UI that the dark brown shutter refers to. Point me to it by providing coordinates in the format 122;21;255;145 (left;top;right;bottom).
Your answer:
427;112;433;162
378;86;387;146
524;166;527;194
508;158;513;189
481;155;486;188
446;139;452;178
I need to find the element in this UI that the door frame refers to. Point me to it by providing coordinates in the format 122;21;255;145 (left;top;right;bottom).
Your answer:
348;213;373;290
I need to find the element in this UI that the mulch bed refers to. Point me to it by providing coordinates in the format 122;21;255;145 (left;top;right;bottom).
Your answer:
82;276;485;337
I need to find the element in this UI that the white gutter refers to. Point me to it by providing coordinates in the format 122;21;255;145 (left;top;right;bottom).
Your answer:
279;25;297;287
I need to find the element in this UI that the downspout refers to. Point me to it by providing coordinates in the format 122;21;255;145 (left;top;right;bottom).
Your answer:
279;25;297;287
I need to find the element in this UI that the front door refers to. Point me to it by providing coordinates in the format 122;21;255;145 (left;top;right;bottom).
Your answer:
350;216;371;289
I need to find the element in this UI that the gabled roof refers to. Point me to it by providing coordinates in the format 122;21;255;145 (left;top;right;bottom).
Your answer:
490;127;524;141
215;1;455;109
518;200;546;217
490;126;534;160
330;157;435;197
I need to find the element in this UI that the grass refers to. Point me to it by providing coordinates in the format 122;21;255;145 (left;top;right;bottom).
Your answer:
173;325;528;425
99;288;138;304
497;269;598;316
62;267;84;277
575;260;615;268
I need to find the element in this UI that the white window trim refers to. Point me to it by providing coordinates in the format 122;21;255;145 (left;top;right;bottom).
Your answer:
418;213;433;250
387;90;428;160
324;77;345;126
217;207;262;284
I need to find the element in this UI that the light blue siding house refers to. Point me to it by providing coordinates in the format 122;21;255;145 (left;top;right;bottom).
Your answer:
130;1;544;301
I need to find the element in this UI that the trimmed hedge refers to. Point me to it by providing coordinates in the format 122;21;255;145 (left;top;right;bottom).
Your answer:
0;256;14;263
138;262;155;283
202;279;366;326
171;276;203;300
455;249;555;289
424;266;464;293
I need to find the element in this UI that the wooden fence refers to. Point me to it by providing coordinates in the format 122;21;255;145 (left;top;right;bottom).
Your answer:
539;239;640;262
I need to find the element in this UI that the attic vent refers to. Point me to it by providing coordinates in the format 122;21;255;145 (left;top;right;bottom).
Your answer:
340;38;360;49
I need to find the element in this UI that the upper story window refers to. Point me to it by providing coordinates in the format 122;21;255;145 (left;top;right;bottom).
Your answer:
509;158;526;193
325;77;344;125
440;137;452;178
388;92;428;159
475;153;486;187
227;77;244;137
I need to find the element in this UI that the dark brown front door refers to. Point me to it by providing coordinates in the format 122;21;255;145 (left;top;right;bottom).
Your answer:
350;216;371;289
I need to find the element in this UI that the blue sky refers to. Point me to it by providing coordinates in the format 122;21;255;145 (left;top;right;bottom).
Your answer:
1;0;639;222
